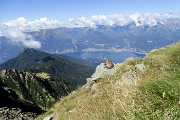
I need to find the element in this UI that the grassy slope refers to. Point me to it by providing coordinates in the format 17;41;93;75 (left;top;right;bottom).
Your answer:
37;42;180;120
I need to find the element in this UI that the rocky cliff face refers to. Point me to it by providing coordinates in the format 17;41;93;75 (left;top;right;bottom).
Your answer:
0;69;69;119
0;107;37;120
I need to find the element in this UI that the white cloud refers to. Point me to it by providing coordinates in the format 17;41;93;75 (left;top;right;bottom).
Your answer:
0;17;63;48
1;13;180;48
3;17;63;31
3;17;27;27
108;14;133;26
91;15;112;25
65;12;180;27
67;17;95;28
0;26;41;48
2;13;180;30
23;39;41;48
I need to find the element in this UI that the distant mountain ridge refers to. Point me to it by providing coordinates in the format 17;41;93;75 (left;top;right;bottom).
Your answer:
0;48;96;85
1;19;180;63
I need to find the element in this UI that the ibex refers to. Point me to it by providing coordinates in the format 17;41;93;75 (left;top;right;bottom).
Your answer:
103;56;114;69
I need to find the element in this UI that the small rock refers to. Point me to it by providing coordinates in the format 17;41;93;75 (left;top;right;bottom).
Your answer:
12;69;18;74
91;82;98;94
1;70;7;75
134;64;146;72
125;57;135;62
43;114;53;120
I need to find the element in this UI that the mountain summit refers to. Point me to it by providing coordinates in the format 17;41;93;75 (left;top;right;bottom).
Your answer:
0;48;96;85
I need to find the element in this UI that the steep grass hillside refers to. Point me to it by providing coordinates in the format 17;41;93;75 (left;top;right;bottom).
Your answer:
37;42;180;120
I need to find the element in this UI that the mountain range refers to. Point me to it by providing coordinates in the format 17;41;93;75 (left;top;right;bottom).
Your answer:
1;13;180;64
0;13;180;119
0;48;99;85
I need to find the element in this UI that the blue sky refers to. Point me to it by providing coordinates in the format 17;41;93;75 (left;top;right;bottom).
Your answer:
0;0;180;22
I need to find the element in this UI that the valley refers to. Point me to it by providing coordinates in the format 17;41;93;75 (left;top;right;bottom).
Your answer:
0;11;180;120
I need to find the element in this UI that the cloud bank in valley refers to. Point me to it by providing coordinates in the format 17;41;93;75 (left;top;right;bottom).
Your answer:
0;25;41;48
0;12;180;48
0;17;63;48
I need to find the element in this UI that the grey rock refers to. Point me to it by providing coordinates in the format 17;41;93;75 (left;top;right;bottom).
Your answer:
19;73;24;79
91;82;99;95
0;107;37;120
121;71;139;86
91;63;117;79
1;70;7;75
134;63;146;72
85;63;121;96
12;69;18;74
43;114;54;120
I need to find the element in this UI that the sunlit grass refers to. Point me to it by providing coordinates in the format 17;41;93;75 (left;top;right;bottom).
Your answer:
36;42;180;120
36;72;51;79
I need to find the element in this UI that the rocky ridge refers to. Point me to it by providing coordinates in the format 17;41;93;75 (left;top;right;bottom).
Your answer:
0;107;37;120
85;61;147;97
0;69;69;120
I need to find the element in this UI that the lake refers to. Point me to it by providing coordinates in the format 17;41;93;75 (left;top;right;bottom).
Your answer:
64;51;146;63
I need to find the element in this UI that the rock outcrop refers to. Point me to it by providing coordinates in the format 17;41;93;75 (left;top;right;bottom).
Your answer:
43;114;54;120
0;69;70;119
85;63;120;96
0;107;37;120
85;62;147;96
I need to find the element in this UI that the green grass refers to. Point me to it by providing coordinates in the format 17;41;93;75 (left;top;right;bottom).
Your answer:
134;69;180;119
36;72;51;79
133;42;180;119
36;42;180;120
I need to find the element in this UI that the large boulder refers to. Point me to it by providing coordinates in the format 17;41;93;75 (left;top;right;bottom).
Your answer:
85;63;120;96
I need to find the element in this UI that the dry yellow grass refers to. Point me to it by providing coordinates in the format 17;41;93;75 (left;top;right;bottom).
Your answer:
36;41;180;120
